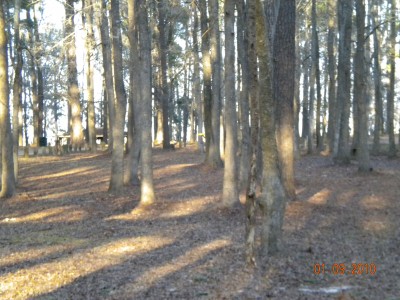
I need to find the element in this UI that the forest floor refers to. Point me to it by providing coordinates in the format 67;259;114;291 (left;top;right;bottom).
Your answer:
0;145;399;300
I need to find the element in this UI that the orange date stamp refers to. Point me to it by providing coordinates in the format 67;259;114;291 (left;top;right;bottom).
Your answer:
313;263;376;275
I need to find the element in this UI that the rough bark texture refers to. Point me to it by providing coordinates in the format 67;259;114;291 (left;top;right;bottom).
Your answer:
0;1;15;198
222;0;239;207
157;0;171;149
333;0;353;163
207;0;222;167
83;0;96;152
65;0;84;150
260;0;289;256
97;0;115;149
354;0;371;171
386;0;396;158
199;0;213;161
109;0;128;192
371;3;382;154
272;0;296;200
237;0;251;189
191;5;204;153
245;0;259;266
125;0;141;186
138;0;155;205
12;0;22;180
326;0;337;153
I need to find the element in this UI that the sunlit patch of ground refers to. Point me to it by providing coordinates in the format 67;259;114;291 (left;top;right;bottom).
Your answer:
0;149;399;299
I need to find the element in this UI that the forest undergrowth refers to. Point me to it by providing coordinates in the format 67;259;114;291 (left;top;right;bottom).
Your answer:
0;146;399;299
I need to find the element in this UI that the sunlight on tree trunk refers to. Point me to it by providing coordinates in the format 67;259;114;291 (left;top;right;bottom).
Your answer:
222;0;239;207
0;1;15;198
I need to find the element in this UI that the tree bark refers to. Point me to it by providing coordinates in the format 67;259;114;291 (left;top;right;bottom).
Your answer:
354;0;371;171
157;0;171;149
206;0;223;167
83;0;96;152
387;0;396;158
272;0;296;200
257;0;287;257
371;3;382;154
138;0;155;205
12;0;22;180
65;0;84;150
222;0;239;207
0;1;16;198
125;0;141;186
326;0;337;153
237;0;251;189
334;0;353;163
97;0;115;149
109;0;128;191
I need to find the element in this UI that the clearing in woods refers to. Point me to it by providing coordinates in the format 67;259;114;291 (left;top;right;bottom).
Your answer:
0;146;399;299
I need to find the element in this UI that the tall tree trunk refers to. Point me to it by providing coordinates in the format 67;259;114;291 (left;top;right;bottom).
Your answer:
191;4;204;152
97;0;115;149
387;0;396;158
272;0;296;200
0;1;15;198
207;0;223;167
109;0;128;191
65;0;83;150
138;0;155;205
257;0;287;258
12;0;22;180
311;0;323;151
222;0;239;207
83;0;96;152
371;3;382;154
334;0;353;163
125;0;141;186
354;0;371;171
245;0;259;265
157;0;171;149
33;9;44;141
26;9;39;149
199;0;213;159
327;0;337;153
237;0;251;188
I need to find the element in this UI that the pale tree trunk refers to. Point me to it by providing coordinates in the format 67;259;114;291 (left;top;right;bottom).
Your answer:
387;0;396;158
311;0;323;151
334;0;353;163
125;0;141;186
327;0;337;153
0;2;15;198
12;0;22;180
157;0;171;149
237;0;251;188
199;0;213;159
27;9;39;149
245;0;259;265
354;0;371;171
371;2;382;154
207;0;223;167
222;0;239;207
97;0;115;149
65;0;84;150
83;0;96;152
256;0;288;261
272;0;296;200
109;0;128;191
191;4;204;152
138;0;155;205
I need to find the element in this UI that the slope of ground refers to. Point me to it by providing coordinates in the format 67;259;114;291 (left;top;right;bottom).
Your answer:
0;147;399;299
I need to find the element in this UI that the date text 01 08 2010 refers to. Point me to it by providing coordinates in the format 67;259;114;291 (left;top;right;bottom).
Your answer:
313;263;376;275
